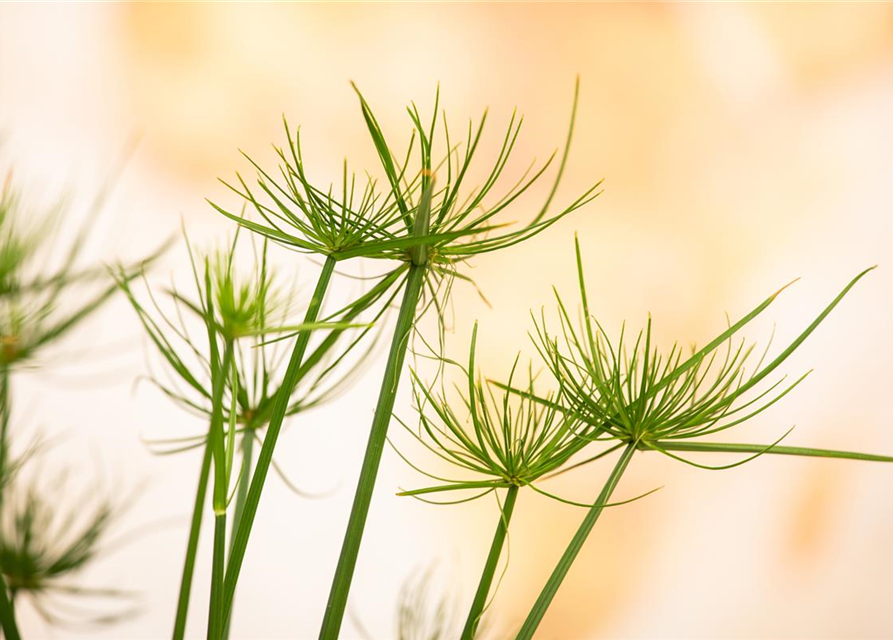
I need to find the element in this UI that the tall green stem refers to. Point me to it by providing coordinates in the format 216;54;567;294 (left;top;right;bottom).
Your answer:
319;262;426;640
208;514;227;639
222;433;254;639
461;485;519;640
0;366;10;515
172;440;213;640
208;342;234;640
516;442;636;640
0;366;19;640
0;572;19;640
220;256;336;626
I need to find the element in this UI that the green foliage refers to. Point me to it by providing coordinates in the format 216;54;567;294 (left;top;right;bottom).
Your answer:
0;173;163;369
212;80;600;304
533;237;878;463
396;569;461;640
316;80;596;640
0;166;162;637
0;469;135;628
397;323;592;501
116;232;372;447
513;238;886;639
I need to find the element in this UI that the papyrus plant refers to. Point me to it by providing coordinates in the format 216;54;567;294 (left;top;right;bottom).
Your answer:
509;239;892;638
396;323;657;640
214;81;600;638
116;232;376;638
0;169;161;638
0;467;134;631
395;569;461;640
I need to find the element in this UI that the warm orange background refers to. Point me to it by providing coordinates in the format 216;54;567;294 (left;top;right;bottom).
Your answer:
1;3;892;639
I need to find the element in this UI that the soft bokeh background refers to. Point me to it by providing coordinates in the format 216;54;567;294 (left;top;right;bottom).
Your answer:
2;3;892;639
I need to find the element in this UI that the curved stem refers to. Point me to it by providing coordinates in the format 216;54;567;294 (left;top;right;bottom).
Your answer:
516;442;636;640
172;439;213;640
461;485;519;640
319;262;426;640
220;256;336;626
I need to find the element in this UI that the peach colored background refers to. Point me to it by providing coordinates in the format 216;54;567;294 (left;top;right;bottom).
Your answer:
1;3;892;639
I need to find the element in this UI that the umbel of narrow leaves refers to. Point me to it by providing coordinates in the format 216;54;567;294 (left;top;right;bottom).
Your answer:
0;471;135;628
396;322;598;502
0;172;163;369
512;238;892;639
116;231;373;443
531;237;881;462
211;80;601;296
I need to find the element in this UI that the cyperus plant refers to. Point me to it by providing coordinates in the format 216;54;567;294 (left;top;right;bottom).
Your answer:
509;239;892;638
117;231;375;639
0;168;162;639
215;80;600;639
395;323;657;640
0;467;135;630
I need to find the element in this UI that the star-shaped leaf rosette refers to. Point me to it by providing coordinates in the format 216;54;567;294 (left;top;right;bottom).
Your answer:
208;80;601;637
118;233;373;442
0;173;164;371
0;467;136;631
394;323;659;640
508;238;893;639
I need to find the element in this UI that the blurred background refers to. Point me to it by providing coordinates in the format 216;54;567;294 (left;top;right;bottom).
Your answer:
1;2;892;638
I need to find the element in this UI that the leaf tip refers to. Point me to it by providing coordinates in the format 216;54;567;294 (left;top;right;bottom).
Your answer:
770;277;801;301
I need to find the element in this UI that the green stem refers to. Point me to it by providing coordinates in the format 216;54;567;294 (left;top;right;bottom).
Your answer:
209;513;227;640
222;433;254;640
172;439;213;640
319;262;426;640
461;485;519;640
516;442;636;640
0;366;19;640
0;570;19;640
220;256;336;626
0;365;10;515
229;433;255;560
208;342;234;640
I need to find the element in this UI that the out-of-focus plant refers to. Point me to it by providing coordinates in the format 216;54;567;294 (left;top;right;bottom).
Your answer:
0;168;163;639
116;231;379;639
395;569;460;640
212;79;598;639
0;467;136;630
508;239;893;638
